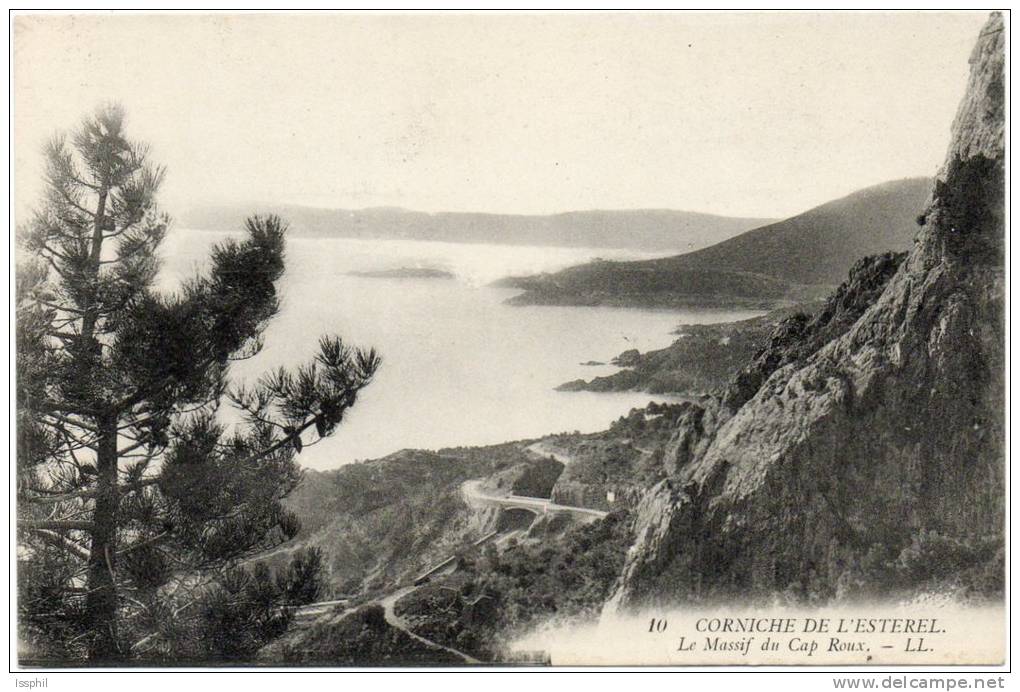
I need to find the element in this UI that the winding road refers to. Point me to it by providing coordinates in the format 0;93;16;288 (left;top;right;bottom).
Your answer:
290;465;606;664
460;479;608;519
380;586;481;664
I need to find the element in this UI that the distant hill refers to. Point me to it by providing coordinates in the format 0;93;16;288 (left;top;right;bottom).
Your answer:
502;178;931;308
180;205;774;253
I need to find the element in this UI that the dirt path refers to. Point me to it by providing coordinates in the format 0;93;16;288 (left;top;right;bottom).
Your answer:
380;586;481;664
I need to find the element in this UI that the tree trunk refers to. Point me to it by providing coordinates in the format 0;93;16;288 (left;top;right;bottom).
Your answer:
80;189;107;342
83;415;119;661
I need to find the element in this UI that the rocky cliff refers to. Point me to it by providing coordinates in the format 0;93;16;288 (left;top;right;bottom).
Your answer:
609;14;1005;609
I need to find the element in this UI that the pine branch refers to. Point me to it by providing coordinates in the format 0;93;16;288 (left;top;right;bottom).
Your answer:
20;477;159;506
52;184;96;220
26;527;91;561
117;531;169;557
36;240;73;262
21;519;93;531
117;397;217;434
46;330;82;341
231;415;319;469
32;298;84;315
99;219;144;241
111;354;220;414
29;397;101;417
37;252;73;281
68;173;101;192
55;424;96;457
41;412;99;434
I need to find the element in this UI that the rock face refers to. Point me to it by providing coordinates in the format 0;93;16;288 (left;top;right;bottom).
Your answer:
609;14;1004;609
723;251;906;412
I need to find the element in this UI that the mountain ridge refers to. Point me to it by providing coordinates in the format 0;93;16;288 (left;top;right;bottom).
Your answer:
503;177;931;309
180;205;775;253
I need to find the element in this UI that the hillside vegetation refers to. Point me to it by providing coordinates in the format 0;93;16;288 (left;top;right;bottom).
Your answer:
504;178;930;308
560;251;909;397
262;443;561;599
558;304;814;395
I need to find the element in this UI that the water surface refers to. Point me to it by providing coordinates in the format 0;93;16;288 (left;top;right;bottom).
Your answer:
161;231;761;469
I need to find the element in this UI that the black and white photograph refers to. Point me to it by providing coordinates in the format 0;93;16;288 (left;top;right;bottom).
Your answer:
9;9;1008;674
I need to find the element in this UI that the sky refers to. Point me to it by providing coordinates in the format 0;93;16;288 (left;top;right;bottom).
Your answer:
13;11;989;220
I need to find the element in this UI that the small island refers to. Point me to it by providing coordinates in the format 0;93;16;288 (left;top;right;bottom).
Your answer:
349;267;456;280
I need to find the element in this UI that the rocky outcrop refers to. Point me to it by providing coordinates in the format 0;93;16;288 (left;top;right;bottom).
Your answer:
723;251;906;411
559;306;815;396
609;14;1005;609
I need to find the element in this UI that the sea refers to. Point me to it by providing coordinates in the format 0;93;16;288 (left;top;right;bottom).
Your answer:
159;230;761;470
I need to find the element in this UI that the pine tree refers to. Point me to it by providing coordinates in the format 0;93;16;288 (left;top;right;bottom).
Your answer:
16;104;379;662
